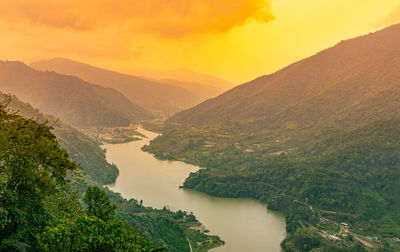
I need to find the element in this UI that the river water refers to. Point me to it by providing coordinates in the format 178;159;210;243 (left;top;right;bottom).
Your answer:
105;128;286;252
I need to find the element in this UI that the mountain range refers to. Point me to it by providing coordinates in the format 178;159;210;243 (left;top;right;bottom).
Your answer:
0;61;153;129
31;58;232;117
128;67;235;90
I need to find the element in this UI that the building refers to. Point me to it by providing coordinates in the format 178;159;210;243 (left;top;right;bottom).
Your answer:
328;235;341;242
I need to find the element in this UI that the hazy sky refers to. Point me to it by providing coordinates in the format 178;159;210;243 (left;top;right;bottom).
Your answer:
0;0;399;83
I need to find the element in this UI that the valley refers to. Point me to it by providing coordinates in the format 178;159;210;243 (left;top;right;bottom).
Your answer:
31;58;233;118
1;3;400;250
105;128;286;252
144;24;400;251
1;93;223;251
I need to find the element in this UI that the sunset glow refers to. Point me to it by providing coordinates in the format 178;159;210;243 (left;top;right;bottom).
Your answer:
0;0;399;83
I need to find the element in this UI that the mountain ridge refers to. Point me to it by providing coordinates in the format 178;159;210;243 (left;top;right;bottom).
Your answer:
127;66;235;90
31;58;227;117
0;60;153;129
166;23;400;143
144;23;400;250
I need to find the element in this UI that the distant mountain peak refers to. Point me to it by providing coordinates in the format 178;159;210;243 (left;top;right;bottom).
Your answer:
31;58;229;117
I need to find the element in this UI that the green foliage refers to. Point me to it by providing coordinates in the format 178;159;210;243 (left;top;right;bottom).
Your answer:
0;239;29;252
83;186;116;221
2;93;119;185
0;104;81;247
55;127;119;184
185;229;224;252
281;227;322;252
0;95;225;251
0;105;158;251
105;190;224;252
147;118;400;250
106;190;190;252
38;212;161;252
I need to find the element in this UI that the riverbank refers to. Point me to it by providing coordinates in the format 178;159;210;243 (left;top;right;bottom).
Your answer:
142;123;400;251
105;127;286;252
103;130;225;251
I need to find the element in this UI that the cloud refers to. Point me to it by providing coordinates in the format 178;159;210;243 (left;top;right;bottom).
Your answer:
375;5;400;28
0;0;274;37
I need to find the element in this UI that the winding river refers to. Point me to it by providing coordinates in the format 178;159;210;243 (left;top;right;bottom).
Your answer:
105;128;286;252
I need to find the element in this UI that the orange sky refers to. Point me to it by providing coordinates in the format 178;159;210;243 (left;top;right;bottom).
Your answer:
0;0;399;84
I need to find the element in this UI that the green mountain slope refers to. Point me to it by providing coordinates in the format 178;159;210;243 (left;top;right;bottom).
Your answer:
149;119;400;250
147;23;400;164
183;119;400;226
2;93;222;251
0;61;153;129
162;24;400;147
145;24;400;251
0;104;160;251
3;93;118;184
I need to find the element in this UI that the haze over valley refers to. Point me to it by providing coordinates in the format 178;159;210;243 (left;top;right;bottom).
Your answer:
31;58;233;118
1;1;400;251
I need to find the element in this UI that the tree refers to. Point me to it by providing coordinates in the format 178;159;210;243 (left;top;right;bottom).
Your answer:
38;215;162;252
281;227;322;252
0;103;81;248
0;102;162;251
83;186;116;221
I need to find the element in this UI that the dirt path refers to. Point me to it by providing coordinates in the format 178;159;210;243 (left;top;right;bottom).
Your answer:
186;236;194;252
353;234;374;248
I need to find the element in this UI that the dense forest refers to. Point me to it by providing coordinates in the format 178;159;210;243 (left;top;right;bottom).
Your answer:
145;118;400;251
2;93;119;185
0;102;162;251
0;95;223;251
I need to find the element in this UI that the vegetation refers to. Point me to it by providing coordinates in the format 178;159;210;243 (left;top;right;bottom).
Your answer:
100;128;144;144
105;190;223;252
1;95;222;251
144;24;400;251
0;104;160;251
184;228;224;252
145;119;400;250
3;93;119;185
37;186;162;252
55;128;119;184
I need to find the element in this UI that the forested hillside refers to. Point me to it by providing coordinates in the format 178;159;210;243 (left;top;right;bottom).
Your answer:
0;103;161;251
147;119;400;250
0;61;153;129
144;24;400;251
3;93;119;184
168;23;400;127
1;94;222;251
158;24;400;155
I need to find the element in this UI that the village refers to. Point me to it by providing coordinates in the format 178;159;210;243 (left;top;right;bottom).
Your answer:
293;199;400;250
318;218;376;249
82;123;146;144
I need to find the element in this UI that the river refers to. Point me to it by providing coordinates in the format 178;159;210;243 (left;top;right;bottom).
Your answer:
105;128;286;252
